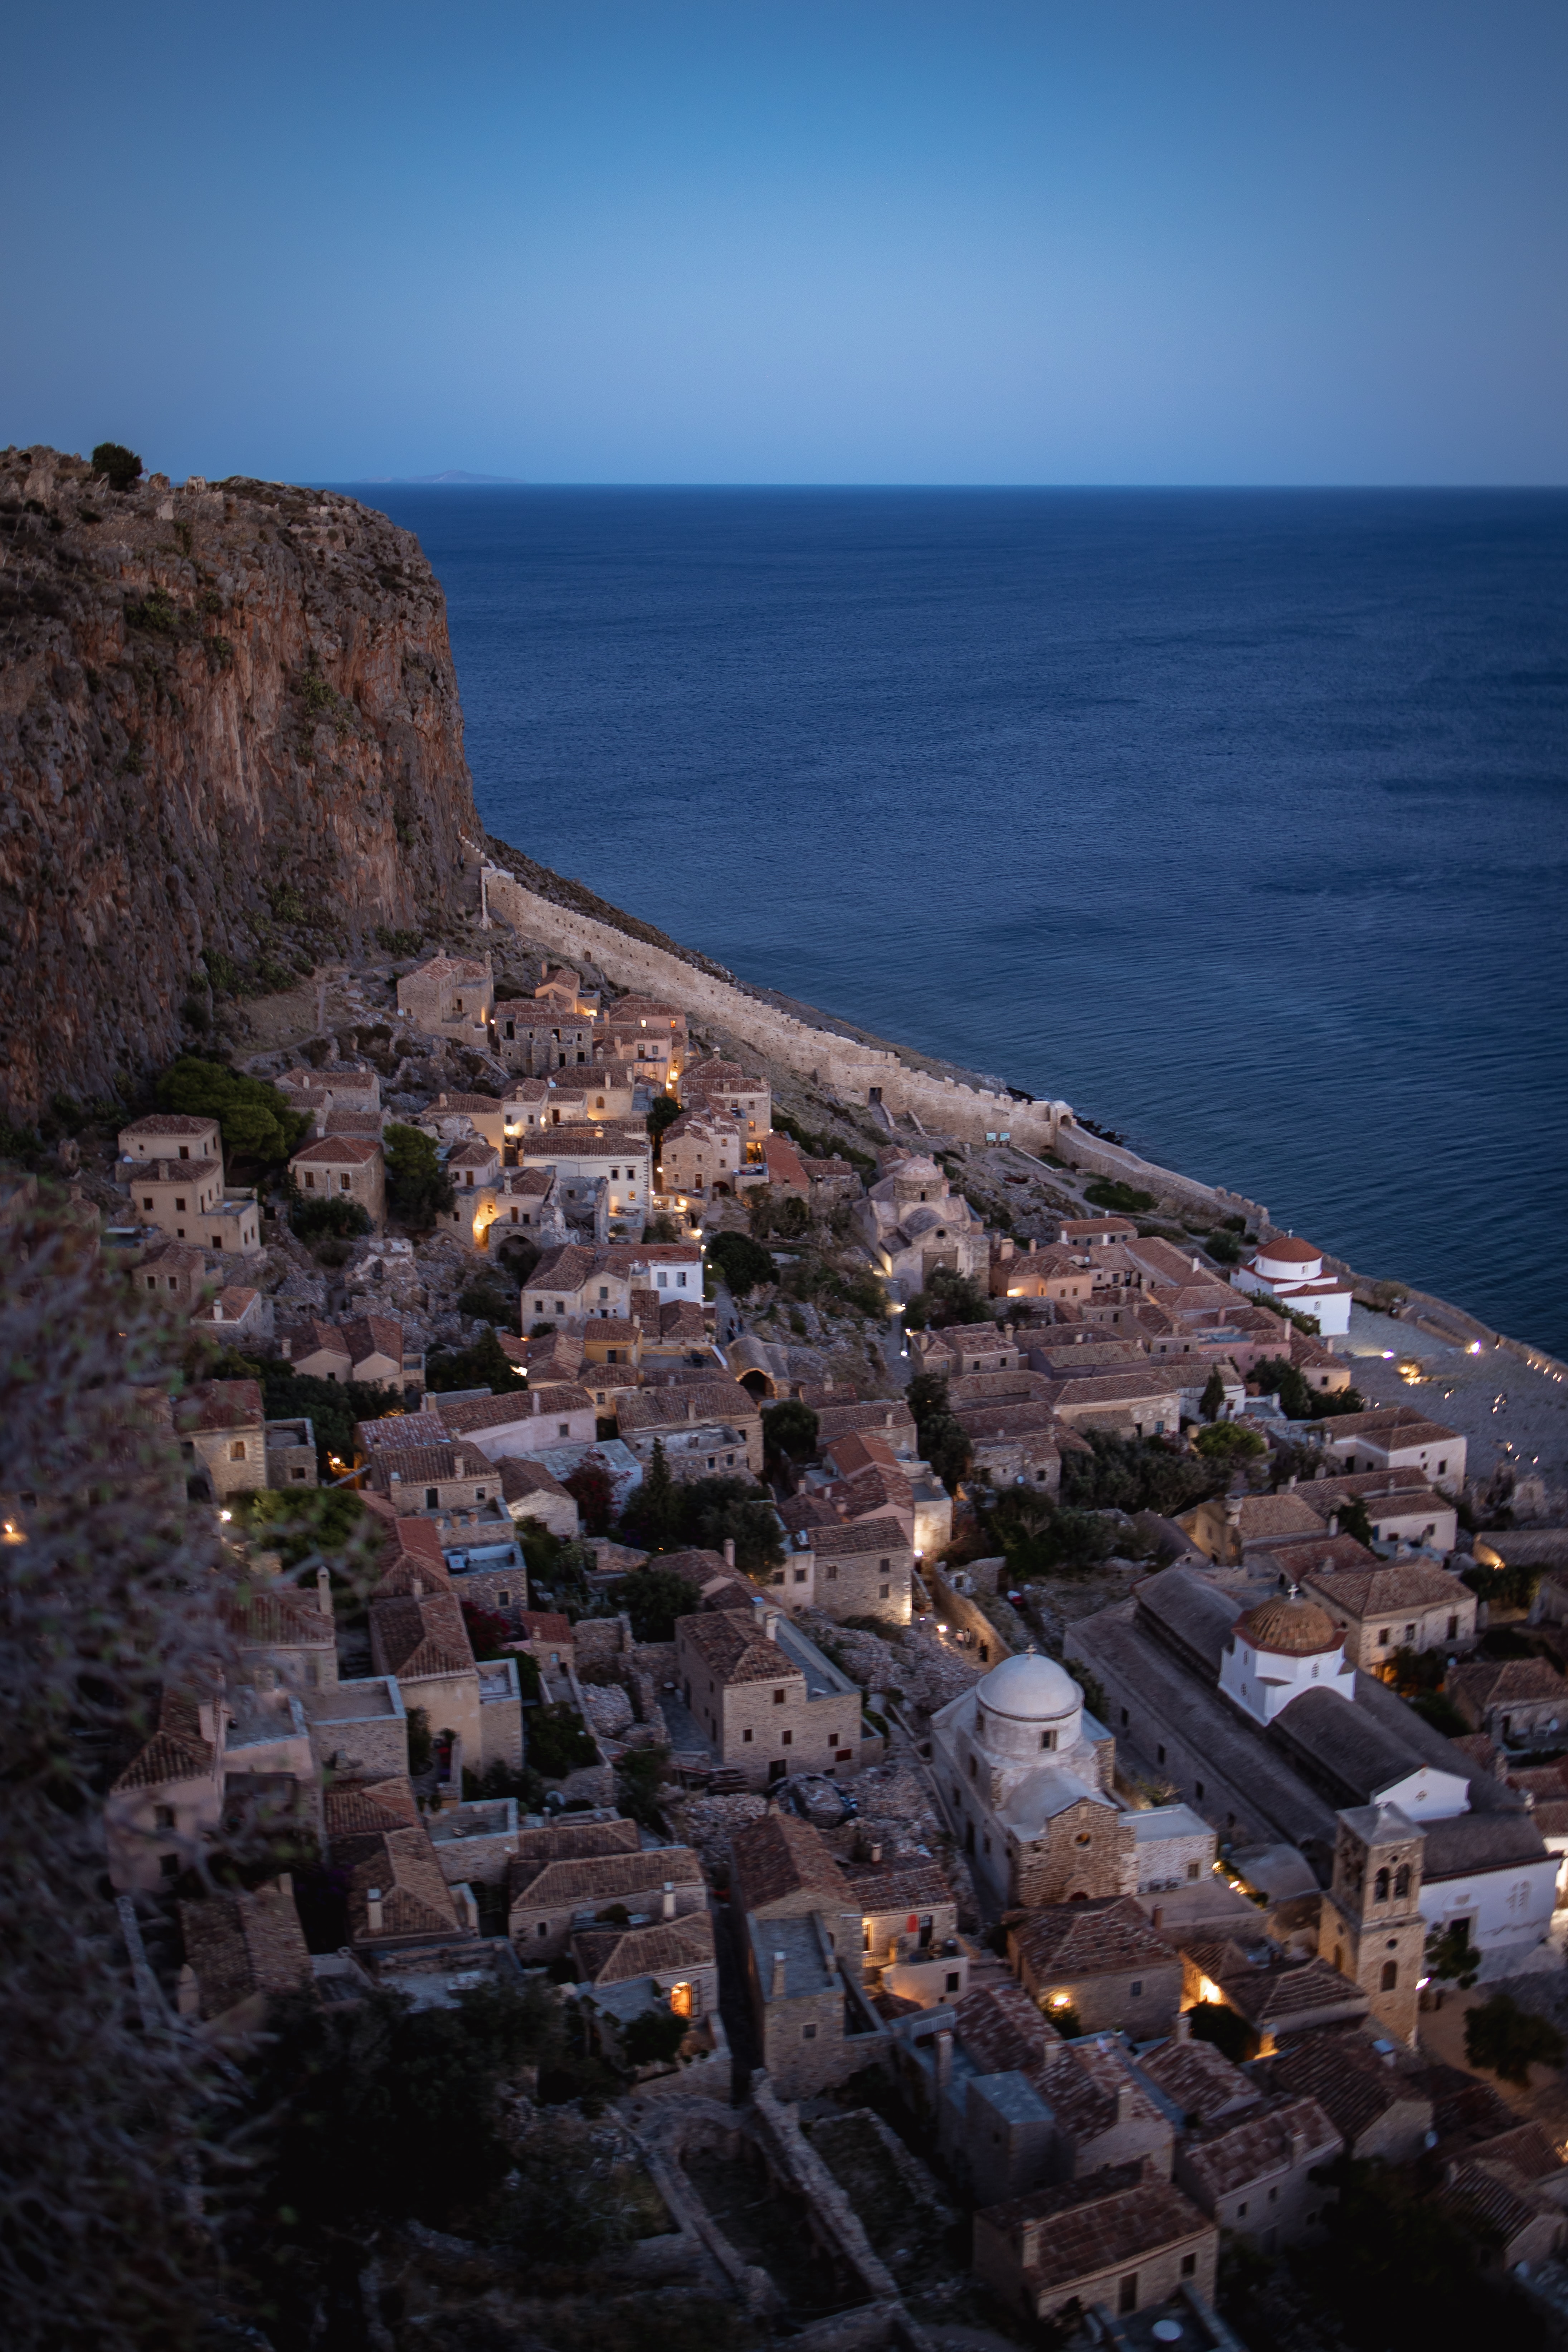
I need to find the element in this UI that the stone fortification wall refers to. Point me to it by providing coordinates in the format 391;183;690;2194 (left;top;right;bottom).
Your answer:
481;866;1071;1152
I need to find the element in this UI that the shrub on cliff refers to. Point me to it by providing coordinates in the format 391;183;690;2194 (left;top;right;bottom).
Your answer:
289;1193;371;1242
91;440;143;490
155;1055;307;1164
705;1229;775;1298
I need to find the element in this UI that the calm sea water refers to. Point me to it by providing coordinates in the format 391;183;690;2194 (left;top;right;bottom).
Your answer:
335;487;1568;1358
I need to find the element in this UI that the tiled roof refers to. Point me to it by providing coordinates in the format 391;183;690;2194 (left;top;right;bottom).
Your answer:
179;1885;311;2017
447;1139;501;1169
1449;1658;1567;1709
364;1440;500;1488
436;1389;589;1440
435;1091;504;1112
1420;1809;1549;1881
1438;2159;1544;2251
1268;2030;1421;2142
809;1517;910;1560
290;1136;382;1166
1039;1370;1182;1407
402;952;490;982
121;1112;217;1138
814;1401;916;1445
730;1810;851;1911
981;2164;1212;2289
571;1911;715;1986
500;1457;574;1504
1181;2095;1340;2200
370;1592;476;1679
953;1980;1061;2079
345;1826;464;1943
340;1314;404;1363
112;1690;215;1792
1323;1406;1462;1446
516;1611;572;1643
528;1243;598;1292
678;1611;798;1686
357;1412;449;1452
1216;1954;1366;2028
514;1816;642;1862
617;1382;760;1432
222;1586;335;1649
1299;1557;1466;1617
841;1860;956;1914
1136;2037;1260;2125
1014;1896;1179;1981
510;1847;704;1909
175;1379;263;1432
324;1774;421;1842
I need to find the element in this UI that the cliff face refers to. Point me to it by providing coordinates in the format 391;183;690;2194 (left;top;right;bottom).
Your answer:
0;446;479;1120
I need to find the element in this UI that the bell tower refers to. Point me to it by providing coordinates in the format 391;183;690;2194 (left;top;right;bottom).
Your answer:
1324;1803;1425;2045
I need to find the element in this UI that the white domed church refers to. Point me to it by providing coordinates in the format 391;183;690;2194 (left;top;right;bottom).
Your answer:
931;1649;1209;1910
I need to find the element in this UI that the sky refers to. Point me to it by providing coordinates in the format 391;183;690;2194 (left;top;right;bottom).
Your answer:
4;0;1565;484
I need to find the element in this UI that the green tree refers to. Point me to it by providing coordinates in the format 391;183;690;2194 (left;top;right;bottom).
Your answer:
1060;1428;1219;1516
619;1437;681;1550
563;1456;617;1535
620;2004;691;2068
902;1266;995;1330
616;1742;672;1828
289;1192;371;1242
205;1349;401;1475
762;1398;819;1470
1199;1365;1227;1422
384;1120;455;1227
623;1565;704;1642
1248;1354;1316;1420
91;439;143;490
1336;1495;1375;1547
155;1054;306;1164
641;1212;681;1242
1192;1421;1266;1461
528;1702;600;1777
1426;1918;1480;1989
705;1229;776;1297
1464;1993;1565;2084
425;1324;526;1395
646;1094;682;1150
690;1489;784;1573
1188;2001;1251;2061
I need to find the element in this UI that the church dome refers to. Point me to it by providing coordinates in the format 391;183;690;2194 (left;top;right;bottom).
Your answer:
977;1650;1081;1722
1238;1594;1340;1656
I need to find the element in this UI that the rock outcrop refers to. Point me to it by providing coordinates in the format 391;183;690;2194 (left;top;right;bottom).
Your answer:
0;446;478;1120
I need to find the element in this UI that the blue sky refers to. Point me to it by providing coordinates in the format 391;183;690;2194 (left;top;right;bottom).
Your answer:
5;0;1564;483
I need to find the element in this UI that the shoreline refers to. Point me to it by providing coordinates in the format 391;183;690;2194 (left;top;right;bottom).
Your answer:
476;833;1568;1398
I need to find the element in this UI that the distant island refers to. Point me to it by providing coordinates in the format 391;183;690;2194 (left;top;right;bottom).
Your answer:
352;467;524;484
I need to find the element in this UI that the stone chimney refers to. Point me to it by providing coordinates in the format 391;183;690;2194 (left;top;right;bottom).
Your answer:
999;1237;1014;1261
316;1565;332;1612
1171;2007;1193;2041
448;1732;464;1794
277;1872;293;1898
763;1607;780;1644
771;1950;787;2000
176;1963;201;2019
870;1841;883;1864
1286;1474;1297;1491
1328;1513;1339;1538
366;1887;384;1935
936;2028;953;2090
686;1396;696;1421
662;1880;676;1920
1114;2081;1133;2124
724;1537;736;1568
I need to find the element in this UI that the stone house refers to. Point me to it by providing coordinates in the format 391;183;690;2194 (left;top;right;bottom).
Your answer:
288;1135;386;1232
1263;2028;1435;2162
118;1111;224;1168
492;997;597;1075
1059;1217;1141;1251
546;1066;640;1124
844;1856;962;1993
361;1437;506;1513
508;1842;706;1959
190;1285;273;1345
729;1808;861;1952
658;1107;744;1201
950;1398;1084;1494
1174;2094;1342;2249
368;1589;524;1772
222;1581;338;1694
745;1910;859;2097
132;1239;210;1311
277;1064;382;1117
303;1677;409;1781
596;995;689;1082
520;1122;650;1230
759;1131;810;1196
106;1690;225;1891
814;1397;920;1452
1448;1657;1568;1748
175;1378;268;1500
1010;1896;1183;2039
1292;1550;1476;1675
525;1239;703;1322
616;1381;764;1476
1297;1468;1459;1553
395;952;495;1042
124;1156;261;1255
990;1240;1097;1306
498;1457;580;1539
675;1605;863;1788
437;1385;598;1461
806;1516;915;1624
265;1416;318;1488
1037;1369;1183;1440
1437;2140;1568;2274
176;1883;313;2029
572;1912;719;2022
323;1775;474;1949
910;1322;1031;1378
281;1313;407;1387
679;1060;771;1152
512;1609;572;1671
972;2162;1217;2325
1319;1406;1467;1496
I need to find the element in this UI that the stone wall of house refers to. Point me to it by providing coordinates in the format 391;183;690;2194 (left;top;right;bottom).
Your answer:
0;448;477;1121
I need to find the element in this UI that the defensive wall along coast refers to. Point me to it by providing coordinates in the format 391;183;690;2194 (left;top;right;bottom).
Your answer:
480;861;1271;1229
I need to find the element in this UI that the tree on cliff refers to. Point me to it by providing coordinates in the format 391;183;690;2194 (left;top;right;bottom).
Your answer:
91;440;143;490
705;1229;775;1299
156;1055;307;1165
384;1121;456;1227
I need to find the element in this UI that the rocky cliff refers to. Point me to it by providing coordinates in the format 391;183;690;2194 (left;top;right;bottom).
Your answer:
0;446;479;1121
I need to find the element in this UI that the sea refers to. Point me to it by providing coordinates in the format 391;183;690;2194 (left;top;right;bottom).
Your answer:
331;486;1568;1360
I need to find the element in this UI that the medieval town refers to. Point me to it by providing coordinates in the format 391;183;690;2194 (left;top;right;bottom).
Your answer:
19;886;1568;2352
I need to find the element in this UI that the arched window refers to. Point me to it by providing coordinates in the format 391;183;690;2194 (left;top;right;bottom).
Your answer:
1380;1961;1398;1991
1374;1868;1390;1903
1394;1863;1411;1900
